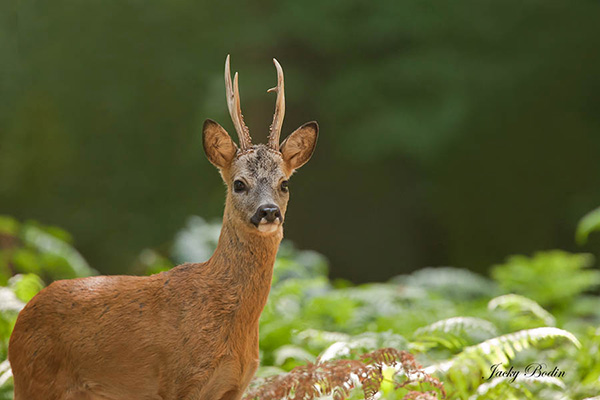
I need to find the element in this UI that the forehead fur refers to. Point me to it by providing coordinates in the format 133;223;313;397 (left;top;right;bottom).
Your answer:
232;144;286;180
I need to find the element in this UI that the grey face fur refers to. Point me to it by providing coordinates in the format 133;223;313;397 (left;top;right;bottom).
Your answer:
228;145;289;233
202;119;318;235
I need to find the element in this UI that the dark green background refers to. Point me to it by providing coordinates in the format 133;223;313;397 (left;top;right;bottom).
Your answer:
2;0;599;282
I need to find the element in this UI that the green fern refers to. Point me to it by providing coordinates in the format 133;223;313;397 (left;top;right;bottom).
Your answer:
574;327;600;397
469;376;566;400
488;294;556;331
413;317;499;353
20;223;96;279
427;327;580;398
491;251;600;307
576;206;600;245
0;217;96;283
293;329;352;356
396;267;498;301
273;345;316;370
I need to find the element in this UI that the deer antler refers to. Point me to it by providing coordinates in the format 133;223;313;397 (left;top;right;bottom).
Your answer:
225;55;252;151
267;58;285;151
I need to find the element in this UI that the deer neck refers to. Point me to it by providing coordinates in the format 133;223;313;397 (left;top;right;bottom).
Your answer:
203;212;282;322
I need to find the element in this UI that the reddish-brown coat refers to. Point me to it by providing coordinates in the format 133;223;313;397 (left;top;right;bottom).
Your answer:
9;216;281;400
9;56;318;400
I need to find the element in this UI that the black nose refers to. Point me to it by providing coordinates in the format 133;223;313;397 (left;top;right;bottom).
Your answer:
252;204;282;225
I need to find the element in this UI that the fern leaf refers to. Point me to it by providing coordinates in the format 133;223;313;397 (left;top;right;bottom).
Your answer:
294;329;352;356
576;206;600;245
413;317;499;351
0;360;12;387
425;327;579;398
470;376;565;400
22;223;96;278
491;251;600;306
319;331;407;362
274;345;316;370
243;349;445;400
488;294;556;329
396;267;498;300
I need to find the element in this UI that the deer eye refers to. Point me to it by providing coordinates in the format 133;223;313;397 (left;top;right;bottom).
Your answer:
233;180;246;193
280;180;289;193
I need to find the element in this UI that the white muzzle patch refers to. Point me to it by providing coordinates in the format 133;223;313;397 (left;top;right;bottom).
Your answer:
257;219;280;233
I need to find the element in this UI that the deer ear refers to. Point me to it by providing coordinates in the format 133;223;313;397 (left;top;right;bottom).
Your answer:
280;121;318;171
202;119;238;168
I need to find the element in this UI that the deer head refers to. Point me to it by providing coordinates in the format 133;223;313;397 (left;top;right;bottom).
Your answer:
203;55;318;235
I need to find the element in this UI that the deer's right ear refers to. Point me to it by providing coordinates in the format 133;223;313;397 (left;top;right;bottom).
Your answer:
203;119;238;168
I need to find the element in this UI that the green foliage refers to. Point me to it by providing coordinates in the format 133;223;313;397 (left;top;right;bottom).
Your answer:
488;294;556;332
2;215;600;399
318;331;408;362
432;327;579;398
469;376;566;400
8;274;45;303
0;216;96;284
244;348;445;400
413;317;499;353
394;267;499;301
491;251;600;308
577;206;600;245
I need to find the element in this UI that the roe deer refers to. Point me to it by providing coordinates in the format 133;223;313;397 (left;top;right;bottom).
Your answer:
8;55;318;400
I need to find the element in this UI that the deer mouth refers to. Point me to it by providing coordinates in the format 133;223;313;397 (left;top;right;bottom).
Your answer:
255;219;282;233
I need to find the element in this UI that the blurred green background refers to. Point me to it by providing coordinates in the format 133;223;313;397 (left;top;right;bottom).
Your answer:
2;0;600;282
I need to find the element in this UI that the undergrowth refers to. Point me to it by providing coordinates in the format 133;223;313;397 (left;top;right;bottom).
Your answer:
0;211;600;399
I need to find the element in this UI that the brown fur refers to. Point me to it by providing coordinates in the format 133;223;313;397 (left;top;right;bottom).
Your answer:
9;118;318;399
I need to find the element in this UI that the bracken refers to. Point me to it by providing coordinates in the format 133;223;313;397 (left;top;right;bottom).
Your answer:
243;348;446;400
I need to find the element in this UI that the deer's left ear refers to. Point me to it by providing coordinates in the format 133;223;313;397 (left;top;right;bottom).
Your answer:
280;121;318;171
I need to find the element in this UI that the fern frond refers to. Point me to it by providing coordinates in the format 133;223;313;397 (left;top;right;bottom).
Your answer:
243;349;445;400
413;317;499;351
469;376;565;400
491;251;600;307
294;329;352;355
434;327;580;372
396;267;498;300
488;294;556;330
0;287;25;313
274;345;316;369
403;392;440;400
313;284;406;331
319;331;408;362
576;205;600;245
425;327;579;398
0;360;11;387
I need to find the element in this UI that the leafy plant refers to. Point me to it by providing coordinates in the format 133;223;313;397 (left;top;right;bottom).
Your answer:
491;251;600;308
576;206;600;245
430;327;580;398
488;294;556;332
0;215;96;284
412;317;499;353
243;348;445;400
1;214;600;399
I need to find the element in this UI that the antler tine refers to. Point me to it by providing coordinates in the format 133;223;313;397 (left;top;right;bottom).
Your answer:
224;55;252;151
267;58;285;151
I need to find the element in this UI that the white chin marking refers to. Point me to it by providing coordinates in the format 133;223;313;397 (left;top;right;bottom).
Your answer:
258;222;279;233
